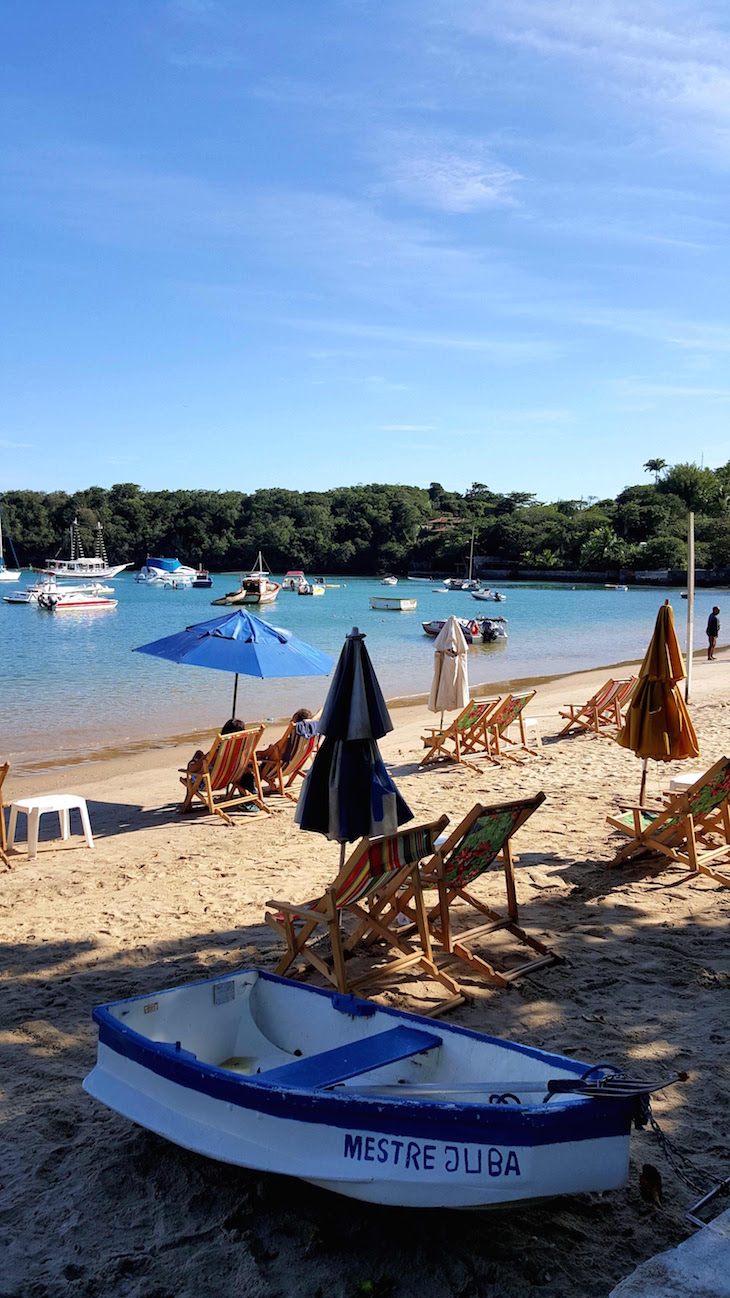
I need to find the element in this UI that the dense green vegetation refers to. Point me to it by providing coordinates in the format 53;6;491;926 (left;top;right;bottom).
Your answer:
2;463;728;575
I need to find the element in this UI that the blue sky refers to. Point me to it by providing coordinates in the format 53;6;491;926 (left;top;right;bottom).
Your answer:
2;0;730;500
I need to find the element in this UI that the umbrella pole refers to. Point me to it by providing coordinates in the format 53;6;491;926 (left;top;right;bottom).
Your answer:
639;758;648;806
686;510;695;702
232;672;239;718
339;841;346;871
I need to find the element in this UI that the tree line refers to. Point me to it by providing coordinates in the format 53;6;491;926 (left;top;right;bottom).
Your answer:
1;462;727;575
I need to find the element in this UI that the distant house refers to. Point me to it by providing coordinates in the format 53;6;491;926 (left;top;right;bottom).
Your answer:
420;515;466;535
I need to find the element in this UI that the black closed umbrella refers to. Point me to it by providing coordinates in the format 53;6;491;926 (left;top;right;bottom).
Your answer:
295;627;412;852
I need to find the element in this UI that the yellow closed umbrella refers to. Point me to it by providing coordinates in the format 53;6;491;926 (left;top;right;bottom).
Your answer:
617;600;700;802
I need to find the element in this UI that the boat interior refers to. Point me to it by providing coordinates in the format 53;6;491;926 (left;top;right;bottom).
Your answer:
105;970;584;1104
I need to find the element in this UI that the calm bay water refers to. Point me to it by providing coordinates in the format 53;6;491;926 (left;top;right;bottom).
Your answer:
0;572;720;772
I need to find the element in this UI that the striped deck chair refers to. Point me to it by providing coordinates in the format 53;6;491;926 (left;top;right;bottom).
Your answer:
0;761;8;866
420;696;502;770
484;691;538;763
558;677;636;738
179;726;269;824
260;720;319;801
607;755;730;886
366;796;558;989
265;815;463;1010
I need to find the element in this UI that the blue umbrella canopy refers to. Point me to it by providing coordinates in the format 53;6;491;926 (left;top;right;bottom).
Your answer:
134;609;334;678
296;627;412;843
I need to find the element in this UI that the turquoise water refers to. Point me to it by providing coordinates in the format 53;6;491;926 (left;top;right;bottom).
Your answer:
0;572;719;772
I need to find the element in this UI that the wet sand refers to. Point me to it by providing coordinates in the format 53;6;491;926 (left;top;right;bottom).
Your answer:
2;654;729;1297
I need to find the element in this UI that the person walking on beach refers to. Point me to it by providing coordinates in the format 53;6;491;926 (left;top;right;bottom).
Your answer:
707;606;720;660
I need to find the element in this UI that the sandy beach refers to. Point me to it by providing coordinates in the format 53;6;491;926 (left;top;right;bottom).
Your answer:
2;652;730;1298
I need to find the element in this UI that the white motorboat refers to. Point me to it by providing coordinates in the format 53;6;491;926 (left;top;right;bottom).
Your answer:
407;574;434;583
42;519;129;580
298;582;325;596
0;505;21;581
471;590;506;603
38;588;118;611
422;616;507;644
3;579;114;605
380;576;398;586
136;557;197;584
211;552;281;606
369;596;417;611
282;570;306;591
83;969;668;1209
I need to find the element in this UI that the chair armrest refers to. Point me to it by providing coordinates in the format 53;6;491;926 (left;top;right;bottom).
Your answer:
266;897;323;916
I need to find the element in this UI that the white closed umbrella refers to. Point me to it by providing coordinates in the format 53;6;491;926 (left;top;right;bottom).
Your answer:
428;615;470;725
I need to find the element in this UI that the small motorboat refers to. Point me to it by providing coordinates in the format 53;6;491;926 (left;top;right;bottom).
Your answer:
282;570;306;591
471;590;506;603
38;589;118;611
3;579;113;605
407;574;434;583
192;568;213;589
298;582;325;596
369;596;417;611
83;969;668;1209
381;576;398;586
422;617;507;644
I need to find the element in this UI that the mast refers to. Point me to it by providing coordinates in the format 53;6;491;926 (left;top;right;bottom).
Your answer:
94;521;108;565
468;525;475;582
0;510;4;566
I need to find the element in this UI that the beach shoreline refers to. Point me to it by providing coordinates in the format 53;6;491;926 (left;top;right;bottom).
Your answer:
6;640;726;784
2;645;729;1297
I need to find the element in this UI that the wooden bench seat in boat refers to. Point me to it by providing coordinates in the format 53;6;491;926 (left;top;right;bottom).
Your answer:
260;1025;441;1090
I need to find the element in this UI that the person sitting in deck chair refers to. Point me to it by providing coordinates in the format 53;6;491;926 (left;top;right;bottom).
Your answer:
258;709;314;788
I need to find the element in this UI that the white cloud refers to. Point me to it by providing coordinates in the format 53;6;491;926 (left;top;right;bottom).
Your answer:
383;147;521;213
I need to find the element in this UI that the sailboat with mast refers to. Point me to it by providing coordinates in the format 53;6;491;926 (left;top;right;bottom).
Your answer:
0;506;21;581
443;526;480;590
211;552;281;606
40;519;130;581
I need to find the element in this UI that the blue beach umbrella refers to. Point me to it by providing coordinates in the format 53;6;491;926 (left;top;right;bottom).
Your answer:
296;626;412;851
134;609;334;711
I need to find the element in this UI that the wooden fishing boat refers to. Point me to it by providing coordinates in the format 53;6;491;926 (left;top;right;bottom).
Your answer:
369;596;417;611
83;970;663;1209
211;553;280;606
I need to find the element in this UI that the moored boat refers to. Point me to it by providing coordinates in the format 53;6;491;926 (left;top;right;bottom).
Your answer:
471;589;506;603
4;579;114;605
38;589;118;611
282;570;306;591
211;553;281;606
137;557;197;584
381;575;398;586
83;969;664;1209
192;567;213;588
422;616;507;644
369;596;417;611
298;581;326;596
42;520;129;580
0;506;21;581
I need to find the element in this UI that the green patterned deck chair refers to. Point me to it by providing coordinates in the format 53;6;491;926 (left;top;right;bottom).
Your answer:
179;726;269;824
265;815;463;1009
420;696;502;770
558;677;636;738
484;691;538;763
362;796;559;990
607;755;730;886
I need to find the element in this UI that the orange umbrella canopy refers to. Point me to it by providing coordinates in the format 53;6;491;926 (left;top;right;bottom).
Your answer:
617;601;699;762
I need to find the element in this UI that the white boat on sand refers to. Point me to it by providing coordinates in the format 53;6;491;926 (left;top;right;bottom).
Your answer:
83;969;667;1210
369;596;417;611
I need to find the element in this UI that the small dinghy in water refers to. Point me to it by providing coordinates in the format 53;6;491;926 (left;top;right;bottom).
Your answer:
83;970;664;1209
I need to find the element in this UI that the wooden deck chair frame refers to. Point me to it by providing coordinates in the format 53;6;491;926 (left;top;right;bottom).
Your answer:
420;696;502;771
558;677;636;738
0;761;8;865
264;816;463;1012
607;754;730;887
259;721;319;802
361;796;559;989
484;691;538;763
179;726;270;825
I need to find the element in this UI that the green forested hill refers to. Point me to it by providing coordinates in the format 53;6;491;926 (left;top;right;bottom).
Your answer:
2;464;728;575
